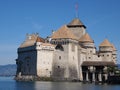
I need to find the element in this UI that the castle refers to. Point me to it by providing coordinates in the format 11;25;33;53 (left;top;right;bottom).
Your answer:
15;18;117;82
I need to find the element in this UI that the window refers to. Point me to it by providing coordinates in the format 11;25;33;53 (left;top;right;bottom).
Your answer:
58;66;60;68
24;57;30;67
55;44;64;51
50;71;51;75
98;55;100;57
59;56;61;60
64;41;66;45
90;50;92;53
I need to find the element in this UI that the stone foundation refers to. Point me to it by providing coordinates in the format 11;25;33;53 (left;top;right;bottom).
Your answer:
14;75;53;81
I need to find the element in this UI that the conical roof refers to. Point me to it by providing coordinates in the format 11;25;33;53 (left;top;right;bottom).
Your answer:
79;33;93;43
67;18;86;28
51;25;78;40
99;39;112;47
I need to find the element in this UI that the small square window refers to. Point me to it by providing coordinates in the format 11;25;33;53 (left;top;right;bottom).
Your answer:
59;56;61;60
58;66;60;68
90;51;92;53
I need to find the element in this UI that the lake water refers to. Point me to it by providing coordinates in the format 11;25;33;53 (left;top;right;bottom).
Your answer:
0;77;120;90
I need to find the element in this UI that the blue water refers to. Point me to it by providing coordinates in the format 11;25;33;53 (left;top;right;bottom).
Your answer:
0;77;120;90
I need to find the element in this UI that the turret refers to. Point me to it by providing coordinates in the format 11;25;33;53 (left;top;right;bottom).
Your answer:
79;33;95;48
79;33;95;52
111;44;117;64
79;33;96;61
99;39;113;61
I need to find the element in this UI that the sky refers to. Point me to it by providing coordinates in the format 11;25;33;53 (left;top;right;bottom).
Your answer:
0;0;120;65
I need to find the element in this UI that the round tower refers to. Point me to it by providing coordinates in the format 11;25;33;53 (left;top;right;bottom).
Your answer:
111;44;117;64
99;39;113;61
79;33;95;51
79;33;96;61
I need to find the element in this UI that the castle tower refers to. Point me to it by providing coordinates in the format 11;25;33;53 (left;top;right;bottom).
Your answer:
16;33;55;80
111;44;117;64
78;33;96;81
67;18;86;39
16;34;43;77
99;39;113;62
51;25;79;81
36;37;54;77
79;33;96;61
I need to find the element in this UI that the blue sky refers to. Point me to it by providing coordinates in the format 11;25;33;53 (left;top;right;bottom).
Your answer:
0;0;120;65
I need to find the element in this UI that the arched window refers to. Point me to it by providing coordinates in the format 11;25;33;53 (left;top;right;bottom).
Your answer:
55;44;64;51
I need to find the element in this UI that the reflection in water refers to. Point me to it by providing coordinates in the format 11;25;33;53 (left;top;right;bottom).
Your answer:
15;81;120;90
15;81;35;90
0;77;120;90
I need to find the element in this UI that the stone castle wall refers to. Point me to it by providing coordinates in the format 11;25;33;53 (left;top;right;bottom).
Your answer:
17;46;37;76
52;44;69;80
